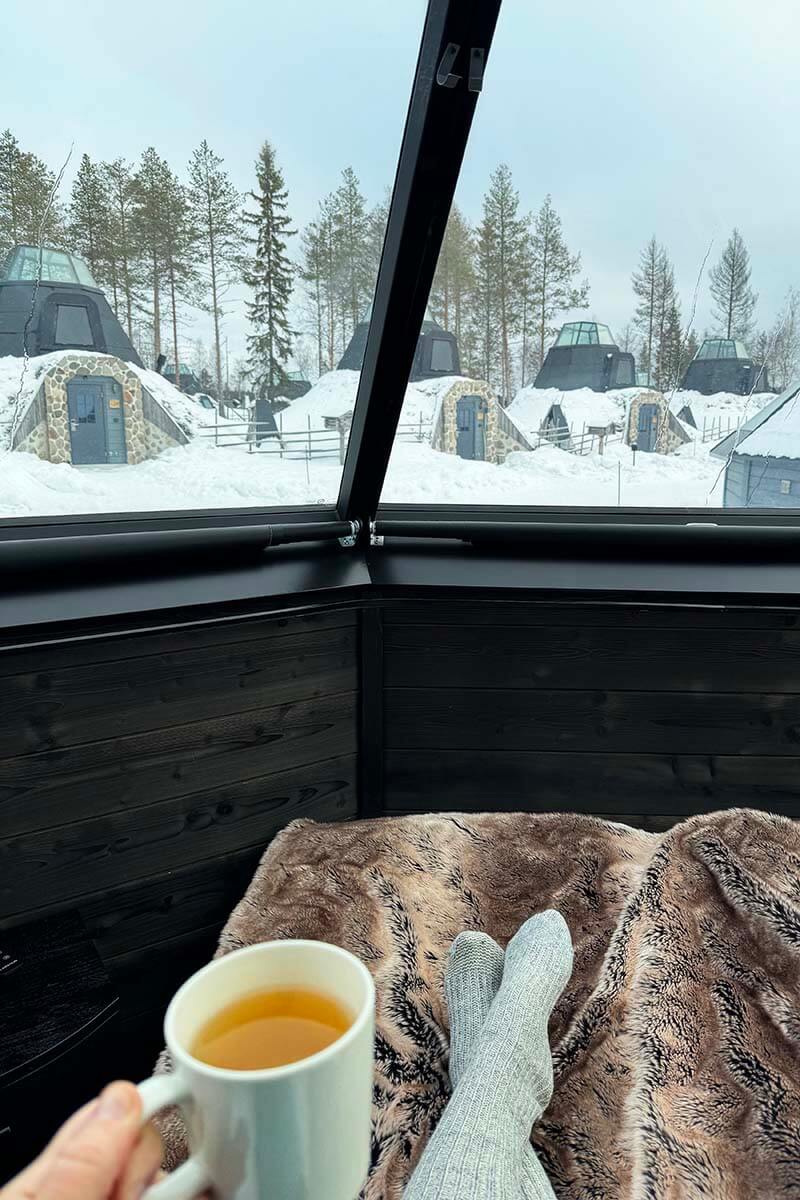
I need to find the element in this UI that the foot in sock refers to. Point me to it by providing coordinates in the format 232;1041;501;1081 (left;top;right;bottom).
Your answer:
445;926;561;1199
405;912;573;1200
444;930;505;1088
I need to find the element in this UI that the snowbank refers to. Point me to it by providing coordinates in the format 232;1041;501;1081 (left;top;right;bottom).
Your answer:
383;438;724;508
127;362;226;433
0;351;70;445
276;370;360;432
508;385;636;440
275;369;462;435
667;388;765;432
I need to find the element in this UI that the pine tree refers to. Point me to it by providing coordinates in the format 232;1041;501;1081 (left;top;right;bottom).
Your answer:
366;189;390;296
655;299;684;390
103;158;142;338
430;204;475;346
161;169;200;389
632;237;676;385
69;154;111;282
764;288;800;390
474;165;527;399
709;228;757;341
187;140;243;401
132;148;173;362
300;217;326;377
0;129;65;257
332;167;372;352
680;328;700;380
242;140;295;389
522;194;589;384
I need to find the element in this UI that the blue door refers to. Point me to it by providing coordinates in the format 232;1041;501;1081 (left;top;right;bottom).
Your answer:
637;402;660;452
67;377;127;464
456;396;487;460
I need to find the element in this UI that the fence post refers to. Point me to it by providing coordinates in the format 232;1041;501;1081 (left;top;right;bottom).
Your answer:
307;415;312;466
339;421;346;465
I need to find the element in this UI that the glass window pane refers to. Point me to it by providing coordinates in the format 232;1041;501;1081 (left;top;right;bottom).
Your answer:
379;0;794;512
1;1;424;519
55;305;94;346
430;338;456;373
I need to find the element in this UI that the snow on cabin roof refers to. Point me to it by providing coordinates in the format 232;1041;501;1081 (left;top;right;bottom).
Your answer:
724;386;800;459
508;386;630;441
0;350;225;449
710;384;800;460
276;369;466;435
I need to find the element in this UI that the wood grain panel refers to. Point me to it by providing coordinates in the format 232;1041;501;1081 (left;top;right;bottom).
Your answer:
0;754;357;918
384;623;800;693
0;625;357;758
0;609;356;678
385;688;800;756
385;750;800;815
0;692;357;836
383;601;800;631
78;850;262;960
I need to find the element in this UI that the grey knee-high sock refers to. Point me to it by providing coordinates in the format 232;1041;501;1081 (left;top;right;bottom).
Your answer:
405;912;573;1200
444;931;505;1088
442;930;560;1200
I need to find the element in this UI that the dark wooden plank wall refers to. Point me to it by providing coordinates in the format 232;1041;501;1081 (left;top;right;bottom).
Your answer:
380;600;800;827
0;608;359;1082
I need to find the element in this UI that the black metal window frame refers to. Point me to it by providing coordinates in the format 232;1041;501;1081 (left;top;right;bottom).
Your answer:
4;0;800;563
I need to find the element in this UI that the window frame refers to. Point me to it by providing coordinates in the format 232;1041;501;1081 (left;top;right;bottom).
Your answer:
4;0;800;557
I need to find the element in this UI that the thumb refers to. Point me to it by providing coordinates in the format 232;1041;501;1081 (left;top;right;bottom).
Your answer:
6;1082;143;1200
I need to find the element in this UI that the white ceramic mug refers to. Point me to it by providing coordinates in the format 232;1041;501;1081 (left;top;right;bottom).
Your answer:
137;940;375;1200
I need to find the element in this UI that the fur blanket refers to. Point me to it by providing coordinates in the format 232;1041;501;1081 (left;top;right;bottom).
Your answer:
156;809;800;1198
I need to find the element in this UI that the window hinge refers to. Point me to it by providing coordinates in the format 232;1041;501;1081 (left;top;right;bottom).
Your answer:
436;43;486;92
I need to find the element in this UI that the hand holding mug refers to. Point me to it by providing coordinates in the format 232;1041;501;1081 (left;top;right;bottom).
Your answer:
137;940;375;1200
1;1081;165;1200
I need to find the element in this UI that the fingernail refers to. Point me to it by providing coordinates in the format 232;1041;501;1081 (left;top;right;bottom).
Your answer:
97;1082;136;1121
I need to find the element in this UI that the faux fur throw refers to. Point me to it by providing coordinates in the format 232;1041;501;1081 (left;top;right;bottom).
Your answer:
155;809;800;1198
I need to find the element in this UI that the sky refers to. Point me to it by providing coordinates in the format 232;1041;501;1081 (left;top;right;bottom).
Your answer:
5;0;799;373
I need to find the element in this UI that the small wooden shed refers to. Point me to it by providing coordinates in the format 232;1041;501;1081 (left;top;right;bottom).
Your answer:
711;385;800;506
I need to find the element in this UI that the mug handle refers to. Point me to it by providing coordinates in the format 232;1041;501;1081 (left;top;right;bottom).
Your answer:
137;1074;211;1200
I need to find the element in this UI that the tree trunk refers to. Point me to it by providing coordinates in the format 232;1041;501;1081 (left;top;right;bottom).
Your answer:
119;202;134;341
169;264;179;390
315;267;323;377
539;238;550;366
152;252;161;362
210;238;223;401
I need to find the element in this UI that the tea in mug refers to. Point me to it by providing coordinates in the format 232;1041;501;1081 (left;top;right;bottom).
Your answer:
190;987;353;1070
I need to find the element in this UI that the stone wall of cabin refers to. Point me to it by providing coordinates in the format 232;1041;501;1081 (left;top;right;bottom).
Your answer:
626;389;689;455
434;378;530;464
10;353;188;465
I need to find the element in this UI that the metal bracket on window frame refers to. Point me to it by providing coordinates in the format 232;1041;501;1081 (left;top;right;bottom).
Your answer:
338;519;361;548
436;41;461;87
369;519;384;547
468;47;485;92
436;43;486;92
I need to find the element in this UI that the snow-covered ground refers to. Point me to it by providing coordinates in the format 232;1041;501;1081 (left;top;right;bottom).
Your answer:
0;358;779;517
0;423;729;516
